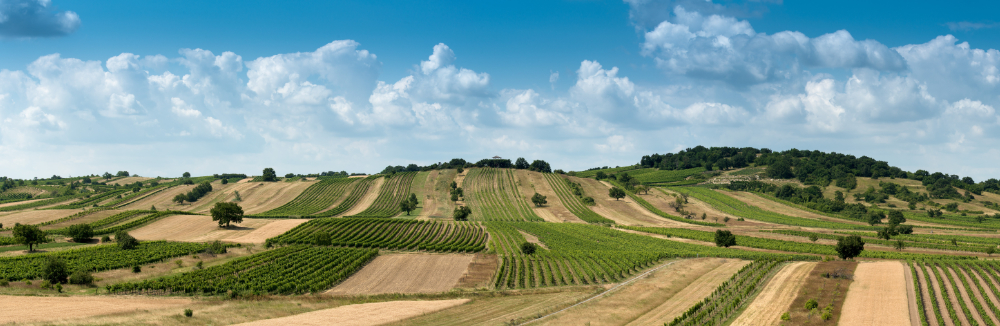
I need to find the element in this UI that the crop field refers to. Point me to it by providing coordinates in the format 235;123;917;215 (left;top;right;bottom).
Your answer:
0;241;216;281
667;259;785;326
328;253;474;295
267;218;487;252
629;167;706;184
542;173;614;224
464;168;543;221
669;186;875;230
350;172;416;217
108;245;377;295
911;259;1000;326
253;178;357;217
311;176;379;217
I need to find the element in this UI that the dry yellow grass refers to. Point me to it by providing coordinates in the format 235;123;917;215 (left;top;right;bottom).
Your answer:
840;261;912;326
566;176;673;226
0;295;191;324
627;260;750;325
731;261;815;326
233;299;470;326
338;177;384;217
105;176;153;185
0;198;45;209
328;254;474;295
0;208;82;226
227;181;317;215
39;209;125;230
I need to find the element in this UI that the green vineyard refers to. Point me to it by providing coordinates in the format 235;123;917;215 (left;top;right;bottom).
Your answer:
254;178;358;217
267;218;486;252
668;260;784;326
668;186;873;230
0;241;216;281
107;246;377;295
542;173;614;224
350;172;416;217
312;176;378;217
465;168;543;221
46;210;153;234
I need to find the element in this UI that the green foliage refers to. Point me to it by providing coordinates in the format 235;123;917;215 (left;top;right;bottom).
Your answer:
608;187;626;201
261;168;278;182
254;178;358;217
314;231;331;246
671;186;872;229
351;173;417;218
12;223;48;251
453;206;472;221
668;260;785;326
462;169;542;221
116;231;139;250
42;257;69;284
211;202;244;227
835;235;865;260
69;270;94;285
714;229;736;248
184;309;193;317
67;224;94;243
520;242;537;255
132;265;141;273
0;241;212;281
805;298;819;310
108;246;378;295
269;218;486;252
530;193;547;207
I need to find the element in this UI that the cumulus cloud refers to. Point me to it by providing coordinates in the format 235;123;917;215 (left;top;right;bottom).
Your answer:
0;0;80;38
640;6;906;86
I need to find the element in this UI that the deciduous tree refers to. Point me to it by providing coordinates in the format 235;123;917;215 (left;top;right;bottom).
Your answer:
835;235;865;260
531;193;547;207
211;202;244;227
608;187;626;201
453;206;471;221
13;223;47;251
714;230;736;248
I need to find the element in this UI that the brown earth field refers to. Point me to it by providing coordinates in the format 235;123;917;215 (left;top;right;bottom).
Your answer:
218;180;317;215
327;253;475;295
338;177;385;217
129;214;307;243
233;299;471;326
520;170;585;223
783;260;858;325
730;261;816;326
455;253;498;289
0;208;82;226
119;184;198;210
565;176;677;227
0;295;191;324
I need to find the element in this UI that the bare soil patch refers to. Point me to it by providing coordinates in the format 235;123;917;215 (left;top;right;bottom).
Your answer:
543;258;733;326
518;230;549;249
905;262;922;326
339;177;385;217
129;214;292;243
120;184;197;210
782;260;858;325
224;219;309;243
416;170;439;218
233;299;470;326
731;261;816;326
0;208;81;226
840;261;910;325
455;253;498;289
627;259;750;325
0;295;191;324
328;254;474;295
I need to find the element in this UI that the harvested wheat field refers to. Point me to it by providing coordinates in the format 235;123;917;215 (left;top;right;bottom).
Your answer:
840;261;912;325
0;208;81;226
129;214;295;243
40;209;125;230
233;299;470;326
222;180;317;215
119;184;198;210
395;289;593;326
338;177;385;216
223;219;310;243
566;176;672;226
0;295;191;324
628;259;751;325
731;261;816;326
520;170;585;223
0;198;45;208
328;254;474;295
542;258;742;326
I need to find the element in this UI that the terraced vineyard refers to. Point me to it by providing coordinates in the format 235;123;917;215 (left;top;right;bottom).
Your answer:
89;211;195;235
0;241;215;281
50;189;128;209
254;178;358;217
669;186;873;230
668;259;784;326
107;245;377;295
312;176;378;217
542;173;614;224
630;167;705;184
0;194;81;212
487;222;815;290
351;172;416;217
46;210;152;234
268;218;486;252
769;229;994;253
464;168;543;222
912;259;1000;326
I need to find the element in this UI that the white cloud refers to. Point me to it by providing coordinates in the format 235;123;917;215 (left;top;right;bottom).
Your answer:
170;97;201;118
0;0;80;38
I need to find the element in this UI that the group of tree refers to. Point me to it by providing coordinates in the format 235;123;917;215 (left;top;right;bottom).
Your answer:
453;206;472;221
513;158;552;173
173;181;213;204
13;223;48;251
450;182;464;202
399;193;419;215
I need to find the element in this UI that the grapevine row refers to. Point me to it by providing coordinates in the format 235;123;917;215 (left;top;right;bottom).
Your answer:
668;259;784;326
311;177;378;217
267;218;486;252
254;178;357;217
0;241;217;281
669;186;874;230
464;168;543;222
350;172;416;217
542;173;614;224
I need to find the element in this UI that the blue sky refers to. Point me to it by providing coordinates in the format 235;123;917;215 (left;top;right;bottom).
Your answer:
1;0;999;180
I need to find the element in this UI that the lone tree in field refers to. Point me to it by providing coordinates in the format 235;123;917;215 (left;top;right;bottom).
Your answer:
182;172;191;178
13;223;47;251
172;193;187;205
608;187;626;201
835;235;865;260
531;193;547;207
714;230;736;248
211;202;244;227
67;224;94;243
261;168;278;182
521;242;537;255
453;206;472;221
399;193;418;215
42;257;69;284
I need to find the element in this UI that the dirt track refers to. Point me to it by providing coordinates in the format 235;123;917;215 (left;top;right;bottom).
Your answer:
328;254;474;295
232;299;470;326
731;261;815;326
0;295;190;324
840;261;912;326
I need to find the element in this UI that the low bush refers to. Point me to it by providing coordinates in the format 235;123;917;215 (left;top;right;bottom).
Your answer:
68;270;94;285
